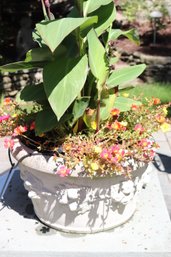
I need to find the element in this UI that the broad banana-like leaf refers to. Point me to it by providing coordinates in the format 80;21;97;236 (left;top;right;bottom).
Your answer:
43;55;88;120
71;97;90;126
100;89;117;121
91;2;116;36
106;64;146;89
108;28;140;45
88;29;108;91
25;47;52;63
36;108;72;135
0;47;52;72
0;61;44;72
114;96;142;112
35;108;59;135
83;0;113;16
36;17;98;53
20;83;46;102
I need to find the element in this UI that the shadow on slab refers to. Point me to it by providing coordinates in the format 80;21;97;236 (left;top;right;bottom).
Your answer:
1;170;37;220
153;153;171;174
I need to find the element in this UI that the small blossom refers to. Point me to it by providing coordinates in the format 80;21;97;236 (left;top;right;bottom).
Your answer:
13;125;28;135
163;107;168;115
143;150;155;160
0;114;10;123
160;123;170;132
3;97;12;105
4;138;14;149
131;104;139;111
100;149;111;160
138;139;152;148
156;114;165;123
91;121;97;130
111;156;119;163
94;146;102;154
122;93;129;97
110;145;120;154
110;108;120;116
90;162;99;171
30;121;35;130
111;121;122;130
55;165;70;177
12;113;17;118
134;124;145;133
152;97;161;105
120;121;127;127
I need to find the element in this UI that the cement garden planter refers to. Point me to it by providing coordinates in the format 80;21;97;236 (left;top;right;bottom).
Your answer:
12;138;150;234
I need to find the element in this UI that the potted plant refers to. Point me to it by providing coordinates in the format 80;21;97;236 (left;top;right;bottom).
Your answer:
0;0;170;233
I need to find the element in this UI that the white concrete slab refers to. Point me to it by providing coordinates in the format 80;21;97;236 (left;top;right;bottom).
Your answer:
0;166;171;257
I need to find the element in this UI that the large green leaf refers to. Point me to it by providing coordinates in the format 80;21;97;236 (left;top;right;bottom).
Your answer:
80;16;98;38
100;89;116;121
36;108;73;135
83;0;113;16
108;28;140;45
114;97;142;112
32;29;46;47
88;29;108;90
25;47;52;63
0;61;44;72
35;108;59;135
20;83;46;102
106;64;146;89
43;55;88;120
36;17;97;53
0;47;51;72
90;2;116;36
71;97;90;126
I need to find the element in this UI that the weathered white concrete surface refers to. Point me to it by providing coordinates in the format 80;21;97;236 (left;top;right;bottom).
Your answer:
0;166;171;257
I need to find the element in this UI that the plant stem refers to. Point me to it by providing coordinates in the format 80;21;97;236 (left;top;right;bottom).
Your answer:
114;86;119;96
96;98;100;133
40;0;49;20
75;0;83;16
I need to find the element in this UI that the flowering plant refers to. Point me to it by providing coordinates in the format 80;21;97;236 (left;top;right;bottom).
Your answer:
0;96;170;177
0;0;170;178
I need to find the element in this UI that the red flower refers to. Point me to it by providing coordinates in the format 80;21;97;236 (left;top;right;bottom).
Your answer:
3;97;12;105
30;121;35;130
152;98;160;105
13;125;28;135
131;104;139;111
110;108;120;116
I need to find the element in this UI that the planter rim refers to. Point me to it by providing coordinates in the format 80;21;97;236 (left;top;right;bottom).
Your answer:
11;136;148;180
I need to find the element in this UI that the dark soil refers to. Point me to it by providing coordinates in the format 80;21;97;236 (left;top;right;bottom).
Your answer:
115;22;171;57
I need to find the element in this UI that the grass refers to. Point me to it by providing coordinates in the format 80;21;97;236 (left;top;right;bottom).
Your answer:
121;82;171;117
121;83;171;104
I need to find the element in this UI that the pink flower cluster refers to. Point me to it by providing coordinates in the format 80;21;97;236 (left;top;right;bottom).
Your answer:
55;165;71;177
100;145;125;164
4;138;15;149
0;115;10;123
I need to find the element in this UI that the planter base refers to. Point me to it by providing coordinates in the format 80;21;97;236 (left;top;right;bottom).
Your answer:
12;139;151;233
